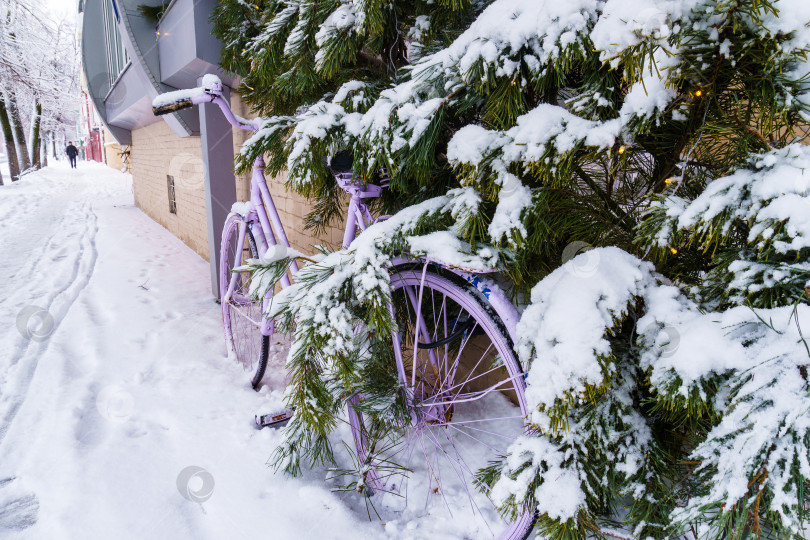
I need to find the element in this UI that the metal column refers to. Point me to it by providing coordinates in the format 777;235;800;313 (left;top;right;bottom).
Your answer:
198;81;237;299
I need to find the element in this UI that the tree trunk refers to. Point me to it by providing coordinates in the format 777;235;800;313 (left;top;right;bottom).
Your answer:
5;94;31;172
51;132;56;159
41;134;48;168
0;96;21;181
31;102;41;170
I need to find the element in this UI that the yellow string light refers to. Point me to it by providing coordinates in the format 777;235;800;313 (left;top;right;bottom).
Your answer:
665;178;674;185
670;247;678;255
618;146;626;154
695;90;702;97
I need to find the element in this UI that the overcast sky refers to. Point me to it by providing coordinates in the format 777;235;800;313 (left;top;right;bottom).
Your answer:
42;0;77;24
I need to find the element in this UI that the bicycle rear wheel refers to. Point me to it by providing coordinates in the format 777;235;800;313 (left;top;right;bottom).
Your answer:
220;214;269;389
348;264;535;539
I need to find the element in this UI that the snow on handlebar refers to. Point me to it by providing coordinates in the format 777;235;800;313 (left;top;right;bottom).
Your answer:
151;75;259;132
151;74;222;116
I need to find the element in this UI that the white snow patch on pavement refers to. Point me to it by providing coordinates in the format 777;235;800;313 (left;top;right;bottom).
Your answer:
0;162;382;539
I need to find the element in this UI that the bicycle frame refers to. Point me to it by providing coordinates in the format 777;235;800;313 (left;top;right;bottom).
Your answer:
192;103;381;339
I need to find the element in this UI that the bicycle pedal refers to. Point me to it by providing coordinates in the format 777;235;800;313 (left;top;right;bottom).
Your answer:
255;408;295;429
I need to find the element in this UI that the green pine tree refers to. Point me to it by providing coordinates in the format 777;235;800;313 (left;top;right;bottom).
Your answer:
214;0;810;537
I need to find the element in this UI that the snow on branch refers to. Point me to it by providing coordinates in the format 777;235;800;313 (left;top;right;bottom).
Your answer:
664;306;810;533
447;105;622;245
651;144;810;255
516;247;656;426
411;0;601;81
237;81;373;181
590;0;698;64
502;243;810;532
449;104;621;172
490;248;663;527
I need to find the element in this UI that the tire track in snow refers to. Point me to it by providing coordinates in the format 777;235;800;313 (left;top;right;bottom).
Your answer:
0;178;73;301
0;477;38;531
0;172;90;534
0;199;99;448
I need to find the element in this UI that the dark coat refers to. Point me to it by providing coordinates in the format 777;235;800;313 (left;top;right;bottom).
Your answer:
65;145;78;158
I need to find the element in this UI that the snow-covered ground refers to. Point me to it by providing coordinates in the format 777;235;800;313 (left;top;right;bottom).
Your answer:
0;162;389;539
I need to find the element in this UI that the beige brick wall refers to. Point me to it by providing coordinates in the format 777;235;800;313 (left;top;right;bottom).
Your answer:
130;120;210;259
103;128;126;172
230;93;346;254
104;144;125;172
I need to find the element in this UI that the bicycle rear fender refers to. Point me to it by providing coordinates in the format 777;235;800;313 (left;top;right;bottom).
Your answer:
390;258;521;344
455;271;520;343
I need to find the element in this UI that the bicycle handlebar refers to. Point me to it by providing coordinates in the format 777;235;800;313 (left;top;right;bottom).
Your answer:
153;97;195;116
151;75;259;132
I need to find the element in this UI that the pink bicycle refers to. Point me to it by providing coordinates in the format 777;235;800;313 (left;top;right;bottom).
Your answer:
154;76;535;539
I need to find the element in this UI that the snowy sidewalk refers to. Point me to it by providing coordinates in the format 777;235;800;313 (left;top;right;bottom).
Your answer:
0;163;380;539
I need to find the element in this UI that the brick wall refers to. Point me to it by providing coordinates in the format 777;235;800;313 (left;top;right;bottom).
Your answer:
130;120;210;259
103;128;126;172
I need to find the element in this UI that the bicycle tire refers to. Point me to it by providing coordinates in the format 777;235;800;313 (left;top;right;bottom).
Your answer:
220;214;269;390
348;263;536;539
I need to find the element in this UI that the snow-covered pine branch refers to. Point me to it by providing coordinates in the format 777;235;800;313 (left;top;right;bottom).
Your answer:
641;143;810;307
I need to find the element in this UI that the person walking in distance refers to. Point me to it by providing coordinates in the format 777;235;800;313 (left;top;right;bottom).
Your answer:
66;142;78;169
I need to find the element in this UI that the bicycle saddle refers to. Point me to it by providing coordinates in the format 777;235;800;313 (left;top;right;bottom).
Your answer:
327;150;353;175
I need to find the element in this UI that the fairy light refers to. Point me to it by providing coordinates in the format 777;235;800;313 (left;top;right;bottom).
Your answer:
618;146;626;154
670;247;678;255
665;178;674;185
695;90;702;97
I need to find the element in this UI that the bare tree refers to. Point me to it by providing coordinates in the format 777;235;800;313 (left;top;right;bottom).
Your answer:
0;0;80;173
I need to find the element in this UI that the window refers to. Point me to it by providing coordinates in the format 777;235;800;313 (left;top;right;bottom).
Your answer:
102;0;128;87
167;175;177;214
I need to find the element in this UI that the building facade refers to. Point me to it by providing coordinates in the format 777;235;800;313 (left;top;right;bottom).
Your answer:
78;0;339;297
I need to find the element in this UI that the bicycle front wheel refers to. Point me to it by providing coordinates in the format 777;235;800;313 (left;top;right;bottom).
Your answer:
349;264;535;539
220;214;269;389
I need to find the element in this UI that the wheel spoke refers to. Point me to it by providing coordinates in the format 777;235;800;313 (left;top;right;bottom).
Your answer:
441;422;504;454
419;371;525;408
422;424;495;536
428;414;524;427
